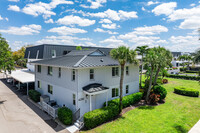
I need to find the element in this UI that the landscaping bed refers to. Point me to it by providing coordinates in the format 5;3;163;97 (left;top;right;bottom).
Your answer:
81;78;200;133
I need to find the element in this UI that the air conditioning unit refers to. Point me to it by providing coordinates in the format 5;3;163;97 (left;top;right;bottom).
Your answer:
40;95;50;103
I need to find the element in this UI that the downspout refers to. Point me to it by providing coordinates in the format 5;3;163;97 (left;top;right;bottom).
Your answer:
76;69;79;111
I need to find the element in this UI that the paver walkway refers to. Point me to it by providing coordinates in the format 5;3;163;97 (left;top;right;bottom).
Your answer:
0;73;70;133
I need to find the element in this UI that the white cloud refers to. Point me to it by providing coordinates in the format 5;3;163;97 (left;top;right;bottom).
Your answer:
80;0;107;9
44;18;54;23
48;26;87;35
0;15;3;20
8;0;20;2
8;5;20;12
99;19;112;23
119;25;168;40
141;7;146;11
102;23;119;29
0;24;41;35
190;3;195;7
179;17;200;29
22;0;74;18
166;6;200;29
56;15;95;27
5;17;9;21
166;35;200;52
88;9;138;21
152;2;177;16
147;1;159;6
100;36;127;48
36;35;91;45
94;28;118;34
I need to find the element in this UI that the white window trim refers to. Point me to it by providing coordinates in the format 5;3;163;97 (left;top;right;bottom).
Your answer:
112;88;119;98
112;67;119;77
89;69;95;80
72;69;75;81
48;84;53;95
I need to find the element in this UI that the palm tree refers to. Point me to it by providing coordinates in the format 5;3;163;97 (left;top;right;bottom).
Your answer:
136;45;148;88
153;47;172;86
110;46;138;114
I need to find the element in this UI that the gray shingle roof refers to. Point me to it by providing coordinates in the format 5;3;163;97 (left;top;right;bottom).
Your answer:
32;49;119;68
83;83;109;93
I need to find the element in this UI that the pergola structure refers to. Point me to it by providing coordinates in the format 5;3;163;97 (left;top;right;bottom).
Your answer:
83;83;109;111
9;69;35;95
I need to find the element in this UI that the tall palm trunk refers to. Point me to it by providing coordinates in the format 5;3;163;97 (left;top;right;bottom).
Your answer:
153;67;161;86
119;63;125;114
145;67;154;102
139;55;143;88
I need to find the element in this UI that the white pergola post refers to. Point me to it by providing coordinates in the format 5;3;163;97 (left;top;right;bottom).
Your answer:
18;82;20;90
13;78;14;86
90;95;92;111
106;91;108;107
27;83;29;96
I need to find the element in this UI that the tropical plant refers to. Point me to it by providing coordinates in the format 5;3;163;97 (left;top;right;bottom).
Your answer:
12;46;27;67
110;46;138;114
193;49;200;64
136;45;148;88
144;47;172;102
76;46;82;50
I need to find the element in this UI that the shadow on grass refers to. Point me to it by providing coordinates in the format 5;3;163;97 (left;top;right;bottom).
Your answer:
173;124;187;133
138;105;155;110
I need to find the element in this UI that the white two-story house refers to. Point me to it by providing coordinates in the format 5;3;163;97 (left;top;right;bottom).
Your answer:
32;49;139;117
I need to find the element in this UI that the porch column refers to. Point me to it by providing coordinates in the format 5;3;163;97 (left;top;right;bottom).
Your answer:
27;83;29;96
18;82;20;90
106;91;108;107
90;95;92;111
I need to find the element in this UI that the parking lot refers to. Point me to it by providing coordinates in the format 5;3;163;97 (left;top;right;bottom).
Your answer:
0;73;69;133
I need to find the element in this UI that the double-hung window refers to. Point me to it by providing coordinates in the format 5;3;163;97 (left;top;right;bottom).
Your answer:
37;65;41;73
126;85;129;94
58;67;61;78
48;85;53;94
73;94;76;105
126;66;129;75
72;69;75;81
112;67;119;77
112;88;119;98
90;69;94;80
48;66;53;76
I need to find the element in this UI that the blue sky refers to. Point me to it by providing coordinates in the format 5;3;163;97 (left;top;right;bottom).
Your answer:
0;0;200;52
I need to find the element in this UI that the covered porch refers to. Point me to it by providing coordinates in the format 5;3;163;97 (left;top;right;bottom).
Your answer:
8;69;35;95
83;83;109;111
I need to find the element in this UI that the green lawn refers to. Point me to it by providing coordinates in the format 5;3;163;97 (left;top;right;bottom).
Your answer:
82;78;200;133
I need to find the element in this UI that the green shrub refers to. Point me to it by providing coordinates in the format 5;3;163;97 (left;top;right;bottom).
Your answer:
152;85;167;100
58;107;72;125
28;90;41;102
185;70;198;73
166;74;200;81
174;87;199;97
180;68;187;71
84;103;119;129
104;92;143;108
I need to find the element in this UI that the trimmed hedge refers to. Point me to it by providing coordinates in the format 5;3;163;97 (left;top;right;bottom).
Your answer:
84;103;119;129
58;107;72;125
84;92;143;129
152;85;167;100
166;74;200;81
174;87;199;97
104;92;143;108
180;68;187;71
28;90;41;102
185;70;198;73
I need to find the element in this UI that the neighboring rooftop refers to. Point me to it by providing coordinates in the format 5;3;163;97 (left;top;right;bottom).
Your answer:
31;49;119;68
24;44;112;59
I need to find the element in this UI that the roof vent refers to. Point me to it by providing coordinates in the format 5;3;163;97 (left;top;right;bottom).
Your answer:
100;58;103;62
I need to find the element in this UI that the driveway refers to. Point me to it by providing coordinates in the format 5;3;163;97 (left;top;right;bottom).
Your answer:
0;73;69;133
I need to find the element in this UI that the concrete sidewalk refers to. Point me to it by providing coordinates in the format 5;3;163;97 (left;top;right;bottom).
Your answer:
189;120;200;133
